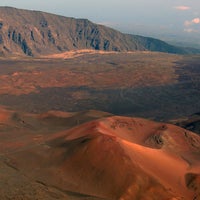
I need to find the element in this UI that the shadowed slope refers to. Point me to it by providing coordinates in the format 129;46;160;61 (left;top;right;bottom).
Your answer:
0;7;199;56
172;113;200;135
1;111;199;200
47;117;200;199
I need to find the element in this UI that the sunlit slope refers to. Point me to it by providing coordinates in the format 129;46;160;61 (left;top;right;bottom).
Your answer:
0;107;199;199
0;7;199;56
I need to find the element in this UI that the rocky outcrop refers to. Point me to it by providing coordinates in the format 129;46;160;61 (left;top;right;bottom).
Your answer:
0;7;199;56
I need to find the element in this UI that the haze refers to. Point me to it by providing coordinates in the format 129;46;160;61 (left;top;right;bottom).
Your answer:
1;0;199;33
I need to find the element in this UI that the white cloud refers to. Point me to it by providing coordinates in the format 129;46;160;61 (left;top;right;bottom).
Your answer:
184;17;200;33
174;6;190;11
184;18;200;26
184;28;198;33
184;20;192;26
192;18;200;24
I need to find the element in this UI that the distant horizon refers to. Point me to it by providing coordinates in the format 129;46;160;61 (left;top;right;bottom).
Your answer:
0;1;200;48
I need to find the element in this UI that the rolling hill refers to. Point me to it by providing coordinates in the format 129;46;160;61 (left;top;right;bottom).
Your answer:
0;7;199;56
0;106;199;200
0;6;200;200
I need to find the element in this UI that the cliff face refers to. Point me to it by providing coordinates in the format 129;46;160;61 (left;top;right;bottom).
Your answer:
0;7;199;56
0;7;140;56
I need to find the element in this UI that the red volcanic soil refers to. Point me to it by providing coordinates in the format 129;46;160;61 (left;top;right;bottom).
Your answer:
0;107;200;199
0;107;15;122
0;52;179;96
46;117;200;199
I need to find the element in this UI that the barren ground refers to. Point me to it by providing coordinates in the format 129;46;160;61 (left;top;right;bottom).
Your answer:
0;51;200;120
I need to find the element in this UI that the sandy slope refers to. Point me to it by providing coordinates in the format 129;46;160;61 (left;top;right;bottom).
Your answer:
0;107;200;199
49;116;200;199
41;49;119;59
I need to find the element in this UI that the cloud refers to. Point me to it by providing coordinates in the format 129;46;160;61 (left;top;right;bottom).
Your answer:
184;17;200;33
184;28;198;33
184;18;200;26
174;6;190;11
192;18;200;24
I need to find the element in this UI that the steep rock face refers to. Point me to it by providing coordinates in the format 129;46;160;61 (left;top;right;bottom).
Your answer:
0;7;142;56
0;7;199;56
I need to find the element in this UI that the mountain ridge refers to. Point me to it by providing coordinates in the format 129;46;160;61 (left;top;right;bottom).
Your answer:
0;6;199;56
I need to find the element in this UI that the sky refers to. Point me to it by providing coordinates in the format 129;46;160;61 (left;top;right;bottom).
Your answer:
0;0;200;43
